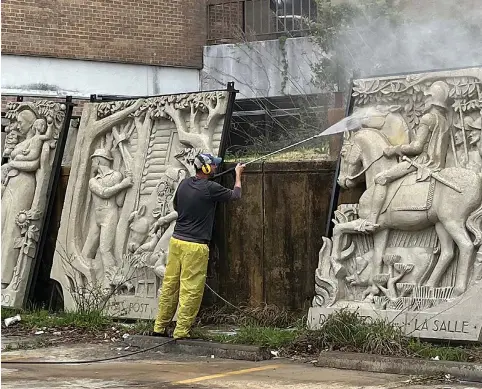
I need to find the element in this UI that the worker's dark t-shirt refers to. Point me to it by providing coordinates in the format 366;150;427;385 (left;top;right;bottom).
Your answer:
172;177;240;244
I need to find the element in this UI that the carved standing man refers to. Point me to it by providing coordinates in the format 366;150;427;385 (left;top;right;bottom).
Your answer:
82;148;133;287
358;81;451;232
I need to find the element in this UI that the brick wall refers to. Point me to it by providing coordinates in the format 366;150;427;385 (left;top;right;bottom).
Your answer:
1;0;207;68
207;1;244;44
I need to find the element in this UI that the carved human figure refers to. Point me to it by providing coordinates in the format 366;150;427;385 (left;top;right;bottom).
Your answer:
357;81;451;232
3;121;23;159
446;118;469;168
133;168;187;279
466;117;482;171
2;119;53;188
81;148;133;287
1;110;45;288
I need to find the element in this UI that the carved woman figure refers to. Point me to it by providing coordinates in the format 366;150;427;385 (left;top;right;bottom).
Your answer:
1;110;48;288
2;118;52;189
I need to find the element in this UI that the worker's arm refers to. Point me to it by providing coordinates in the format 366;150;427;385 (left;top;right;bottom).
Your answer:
208;163;245;202
232;163;244;199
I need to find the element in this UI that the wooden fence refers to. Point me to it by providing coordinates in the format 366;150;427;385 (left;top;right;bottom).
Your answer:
207;160;338;311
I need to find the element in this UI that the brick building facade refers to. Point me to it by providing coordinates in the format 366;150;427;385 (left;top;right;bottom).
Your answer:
1;0;206;68
1;0;208;100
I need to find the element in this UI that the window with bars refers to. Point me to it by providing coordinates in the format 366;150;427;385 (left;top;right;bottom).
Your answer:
207;0;318;44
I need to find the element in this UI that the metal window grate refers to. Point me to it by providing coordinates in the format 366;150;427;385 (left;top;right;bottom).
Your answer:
207;0;317;44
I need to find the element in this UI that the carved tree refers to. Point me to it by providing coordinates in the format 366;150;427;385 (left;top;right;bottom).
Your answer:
148;92;227;153
114;110;153;260
63;99;144;286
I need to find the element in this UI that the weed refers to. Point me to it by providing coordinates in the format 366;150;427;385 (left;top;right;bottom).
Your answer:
130;320;154;335
1;307;19;319
197;303;304;328
293;309;409;355
284;309;482;363
231;326;299;348
194;326;300;349
407;338;472;362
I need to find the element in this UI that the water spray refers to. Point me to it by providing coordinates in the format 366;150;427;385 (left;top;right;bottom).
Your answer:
213;113;365;178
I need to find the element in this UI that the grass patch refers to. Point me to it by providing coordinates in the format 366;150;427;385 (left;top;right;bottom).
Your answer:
223;147;330;163
3;306;480;363
194;326;300;349
2;307;113;331
407;339;476;362
194;307;482;362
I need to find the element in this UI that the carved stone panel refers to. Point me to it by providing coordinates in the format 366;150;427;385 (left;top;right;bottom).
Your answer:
2;100;68;308
308;67;482;341
51;91;231;319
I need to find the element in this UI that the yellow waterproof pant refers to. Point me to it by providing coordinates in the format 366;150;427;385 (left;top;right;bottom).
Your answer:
153;237;209;338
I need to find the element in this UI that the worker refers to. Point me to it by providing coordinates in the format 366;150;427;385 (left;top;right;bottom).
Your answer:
152;153;245;339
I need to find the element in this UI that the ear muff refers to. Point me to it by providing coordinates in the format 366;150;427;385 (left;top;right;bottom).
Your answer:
201;164;212;174
196;154;212;175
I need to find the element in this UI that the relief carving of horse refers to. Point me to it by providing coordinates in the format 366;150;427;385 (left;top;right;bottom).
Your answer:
334;128;482;298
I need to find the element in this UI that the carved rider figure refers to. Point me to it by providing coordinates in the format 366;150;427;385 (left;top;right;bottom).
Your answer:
358;81;451;232
82;148;133;287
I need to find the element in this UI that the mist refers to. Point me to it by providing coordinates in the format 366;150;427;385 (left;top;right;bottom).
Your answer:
334;0;482;79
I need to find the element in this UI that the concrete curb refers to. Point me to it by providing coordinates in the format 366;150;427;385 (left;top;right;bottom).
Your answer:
1;335;50;350
316;352;482;382
126;335;272;362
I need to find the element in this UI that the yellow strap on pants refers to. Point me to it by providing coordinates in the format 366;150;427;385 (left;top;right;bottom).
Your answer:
154;237;209;338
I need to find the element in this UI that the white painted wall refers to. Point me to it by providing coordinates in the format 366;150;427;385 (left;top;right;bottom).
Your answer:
1;55;200;98
202;37;323;99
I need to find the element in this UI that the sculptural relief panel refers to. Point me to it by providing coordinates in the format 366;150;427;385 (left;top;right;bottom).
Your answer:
1;100;69;307
309;67;482;341
51;90;232;319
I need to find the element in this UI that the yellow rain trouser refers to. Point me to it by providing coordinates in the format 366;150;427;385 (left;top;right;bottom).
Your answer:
153;237;209;339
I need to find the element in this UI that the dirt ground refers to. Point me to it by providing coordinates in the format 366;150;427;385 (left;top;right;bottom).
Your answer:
2;342;482;389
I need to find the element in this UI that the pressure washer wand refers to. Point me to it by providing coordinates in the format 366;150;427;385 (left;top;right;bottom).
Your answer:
213;133;324;178
213;114;363;179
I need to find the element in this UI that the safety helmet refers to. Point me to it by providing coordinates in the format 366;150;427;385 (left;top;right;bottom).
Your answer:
91;148;113;161
453;116;474;129
468;116;481;130
424;81;450;110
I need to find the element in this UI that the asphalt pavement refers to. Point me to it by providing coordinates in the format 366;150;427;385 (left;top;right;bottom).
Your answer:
2;342;482;389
